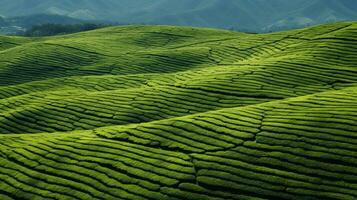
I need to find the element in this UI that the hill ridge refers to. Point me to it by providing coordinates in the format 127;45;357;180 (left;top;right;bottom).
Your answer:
0;22;357;199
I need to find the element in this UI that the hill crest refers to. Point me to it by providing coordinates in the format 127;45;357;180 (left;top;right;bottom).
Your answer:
0;22;357;199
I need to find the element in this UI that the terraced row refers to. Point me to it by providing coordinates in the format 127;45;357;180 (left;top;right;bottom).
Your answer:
98;87;357;199
1;86;356;199
0;132;260;200
2;23;352;86
1;56;357;134
0;82;273;134
0;22;357;199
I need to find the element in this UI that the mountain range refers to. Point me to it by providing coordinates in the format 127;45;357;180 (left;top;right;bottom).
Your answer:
0;0;357;33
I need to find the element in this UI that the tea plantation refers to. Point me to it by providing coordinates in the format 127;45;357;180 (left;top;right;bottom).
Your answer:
0;22;357;199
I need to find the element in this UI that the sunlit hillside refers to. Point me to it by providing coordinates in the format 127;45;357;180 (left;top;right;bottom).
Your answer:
0;21;357;199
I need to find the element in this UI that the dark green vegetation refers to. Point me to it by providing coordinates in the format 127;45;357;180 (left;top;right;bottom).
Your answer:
1;0;357;32
6;14;84;29
1;21;357;199
0;14;85;35
22;23;108;37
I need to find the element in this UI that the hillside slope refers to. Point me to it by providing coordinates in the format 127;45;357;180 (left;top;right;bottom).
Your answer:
0;22;357;199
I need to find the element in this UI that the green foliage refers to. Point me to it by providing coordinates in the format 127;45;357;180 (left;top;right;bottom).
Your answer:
0;22;357;199
23;23;108;37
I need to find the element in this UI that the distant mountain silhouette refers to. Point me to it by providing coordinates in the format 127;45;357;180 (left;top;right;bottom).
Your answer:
0;0;356;32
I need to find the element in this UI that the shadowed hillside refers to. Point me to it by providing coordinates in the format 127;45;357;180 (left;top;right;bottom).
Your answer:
0;22;357;199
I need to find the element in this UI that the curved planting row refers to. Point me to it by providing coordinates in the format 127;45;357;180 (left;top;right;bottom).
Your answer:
0;22;357;199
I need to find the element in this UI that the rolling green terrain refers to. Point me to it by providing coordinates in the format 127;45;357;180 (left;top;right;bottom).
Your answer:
0;21;357;199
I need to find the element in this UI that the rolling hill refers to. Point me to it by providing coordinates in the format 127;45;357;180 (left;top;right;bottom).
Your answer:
0;21;357;199
0;0;357;32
